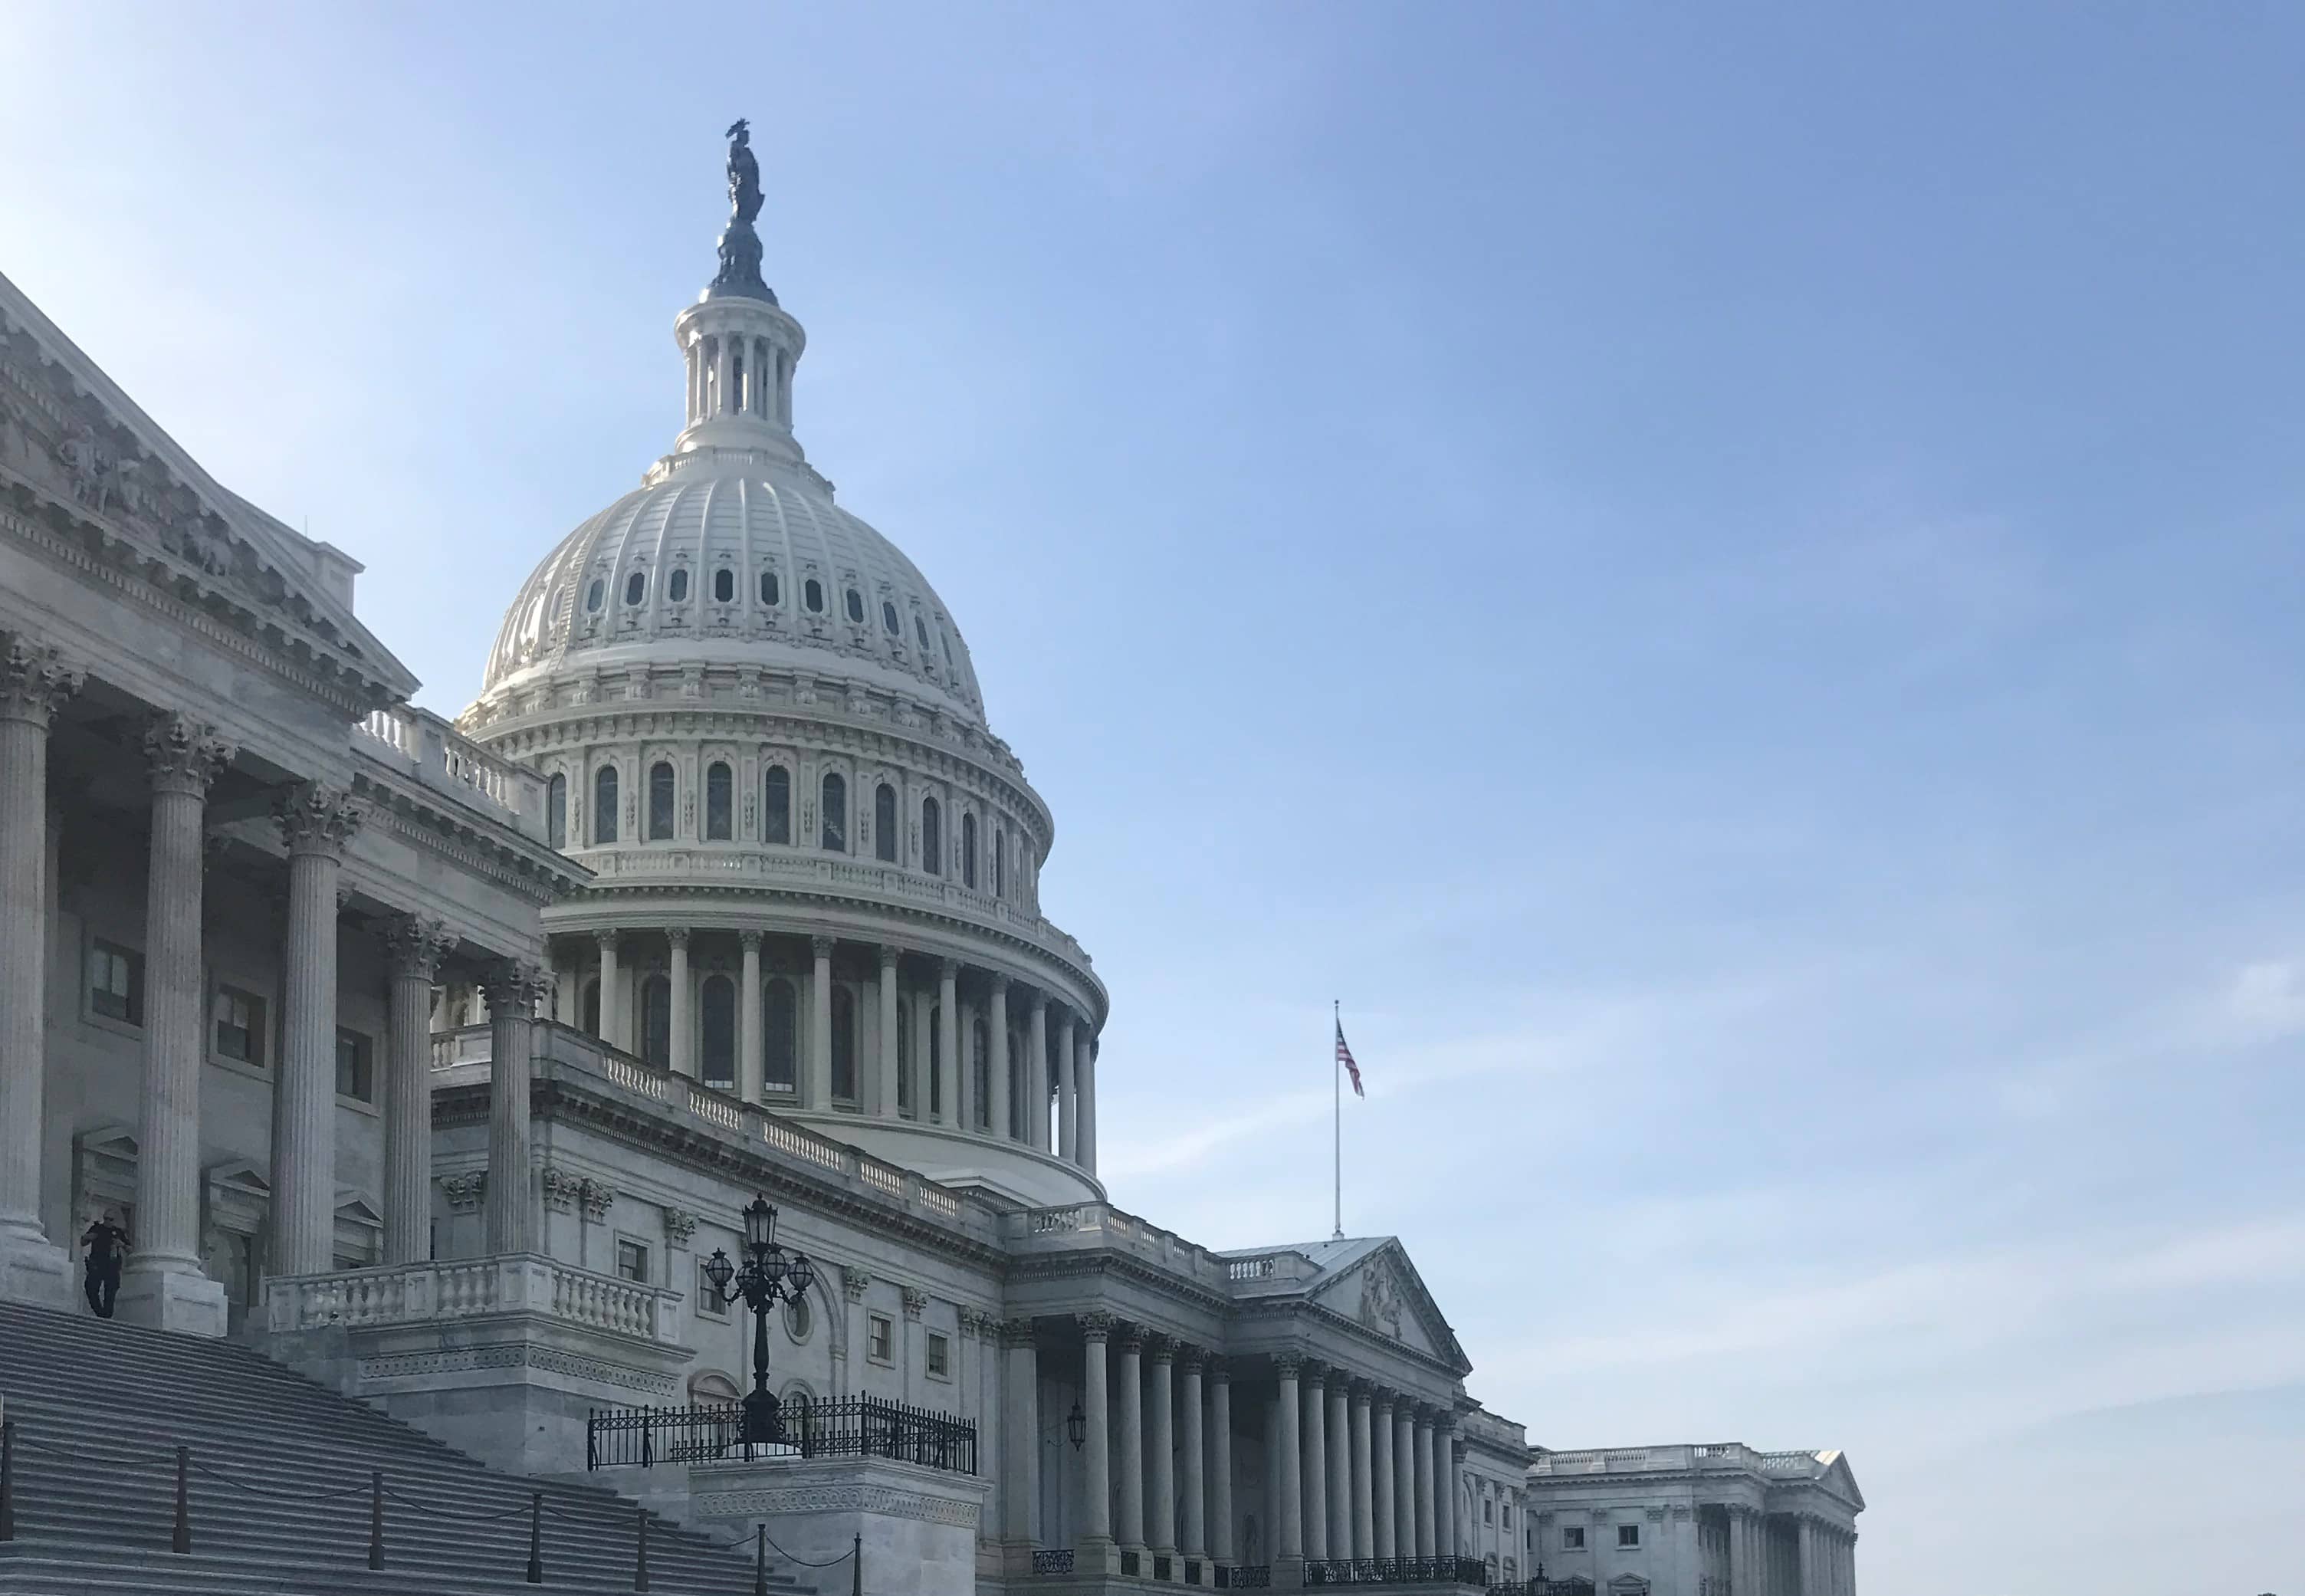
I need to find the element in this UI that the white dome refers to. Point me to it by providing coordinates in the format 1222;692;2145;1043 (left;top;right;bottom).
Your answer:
482;465;987;725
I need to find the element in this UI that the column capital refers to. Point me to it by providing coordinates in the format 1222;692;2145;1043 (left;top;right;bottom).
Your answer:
1412;1404;1436;1428
1349;1378;1374;1404
383;915;452;980
1450;1438;1467;1463
901;1286;929;1321
998;1316;1036;1349
1178;1345;1206;1375
143;712;235;796
937;957;960;980
1301;1361;1328;1391
0;635;84;727
739;928;764;952
595;928;619;953
481;959;548;1013
986;970;1010;995
1205;1355;1230;1384
1149;1335;1176;1366
1117;1323;1146;1355
1026;988;1047;1015
275;782;364;859
1274;1351;1302;1378
810;934;836;959
1080;1310;1115;1344
841;1264;872;1300
878;942;903;969
666;925;691;948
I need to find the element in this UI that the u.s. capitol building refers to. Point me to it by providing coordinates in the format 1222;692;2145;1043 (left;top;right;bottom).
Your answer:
0;133;1863;1596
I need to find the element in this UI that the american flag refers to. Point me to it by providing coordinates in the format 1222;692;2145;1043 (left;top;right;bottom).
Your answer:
1335;1020;1364;1098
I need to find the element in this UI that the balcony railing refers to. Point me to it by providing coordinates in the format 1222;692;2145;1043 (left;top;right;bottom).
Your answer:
1216;1568;1270;1589
586;1394;976;1476
1032;1550;1076;1575
1305;1558;1492;1587
356;703;547;839
263;1253;681;1344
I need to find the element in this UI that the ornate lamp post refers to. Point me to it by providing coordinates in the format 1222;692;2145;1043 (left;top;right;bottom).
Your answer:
702;1194;819;1446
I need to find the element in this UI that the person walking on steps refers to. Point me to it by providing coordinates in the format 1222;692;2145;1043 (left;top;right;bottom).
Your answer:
80;1208;129;1319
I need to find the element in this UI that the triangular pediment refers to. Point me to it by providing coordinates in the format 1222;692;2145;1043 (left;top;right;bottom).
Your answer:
1815;1450;1864;1511
1309;1239;1470;1372
0;270;417;709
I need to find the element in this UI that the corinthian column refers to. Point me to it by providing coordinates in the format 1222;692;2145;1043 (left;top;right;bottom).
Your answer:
481;961;543;1253
1055;1007;1078;1160
382;916;449;1264
1371;1395;1396;1561
1079;1036;1098;1172
595;931;621;1049
987;975;1011;1139
1025;991;1049;1150
1179;1348;1207;1561
1116;1325;1147;1555
938;960;961;1129
1327;1377;1351;1562
1349;1381;1375;1559
878;944;901;1118
119;714;235;1335
269;783;362;1278
1148;1338;1177;1556
0;638;80;1306
668;927;694;1078
1207;1358;1235;1565
1273;1355;1305;1567
1302;1364;1329;1561
738;931;763;1102
1079;1314;1116;1573
1392;1402;1417;1563
809;935;834;1108
1411;1407;1435;1558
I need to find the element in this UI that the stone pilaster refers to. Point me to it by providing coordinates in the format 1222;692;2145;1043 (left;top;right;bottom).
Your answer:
382;916;450;1264
119;714;235;1335
481;961;545;1253
0;637;80;1305
1148;1337;1177;1555
268;783;362;1278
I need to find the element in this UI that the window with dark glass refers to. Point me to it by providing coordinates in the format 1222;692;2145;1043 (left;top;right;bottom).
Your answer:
624;571;646;606
700;975;735;1089
1617;1525;1640;1549
993;825;1006;899
926;1331;951;1378
921;796;942;875
547;773;567;849
830;985;857;1102
971;1018;990;1128
616;1240;650;1284
212;986;265;1066
820;771;846;852
961;813;977;888
1562;1527;1584;1552
940;629;954;671
914;616;931;651
583;979;601;1036
803;578;825;613
844;588;865;624
668;567;689;603
88;939;143;1026
874;783;897;862
760;570;781;606
882;600;900;635
593;765;619;843
763;766;791;844
640;974;671;1069
585;577;605;613
714;567;734;603
705;762;732;840
928;1007;943;1118
336;1029;374;1102
763;977;798;1091
648;761;675;840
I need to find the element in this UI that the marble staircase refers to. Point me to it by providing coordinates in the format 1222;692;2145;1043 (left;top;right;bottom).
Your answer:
0;1299;813;1594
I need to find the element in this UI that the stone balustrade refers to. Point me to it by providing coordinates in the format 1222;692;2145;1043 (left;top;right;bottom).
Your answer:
262;1251;682;1344
356;703;547;840
1530;1443;1832;1479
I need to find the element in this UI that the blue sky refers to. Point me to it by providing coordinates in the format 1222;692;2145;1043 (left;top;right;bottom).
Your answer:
6;5;2303;1591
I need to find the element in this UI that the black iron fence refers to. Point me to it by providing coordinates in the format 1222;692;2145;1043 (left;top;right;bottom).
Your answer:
586;1394;977;1476
1217;1567;1272;1589
1306;1556;1492;1586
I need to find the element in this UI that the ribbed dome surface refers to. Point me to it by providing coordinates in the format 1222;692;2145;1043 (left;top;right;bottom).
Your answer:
484;463;986;724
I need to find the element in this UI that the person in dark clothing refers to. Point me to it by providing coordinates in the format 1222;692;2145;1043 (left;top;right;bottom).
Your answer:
80;1209;128;1318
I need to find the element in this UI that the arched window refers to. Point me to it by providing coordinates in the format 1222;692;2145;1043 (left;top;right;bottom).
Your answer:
921;796;942;875
760;570;781;606
624;570;647;606
971;1017;990;1129
763;977;798;1092
896;1000;912;1115
914;615;931;651
874;783;898;862
882;600;900;635
582;979;600;1036
844;588;865;625
648;761;676;840
993;824;1006;899
803;577;825;613
961;813;977;888
593;766;619;844
547;773;567;849
830;985;857;1102
585;577;605;613
820;772;847;852
668;567;689;603
640;974;671;1069
763;765;791;845
713;567;734;603
700;975;735;1089
705;762;733;840
940;629;954;671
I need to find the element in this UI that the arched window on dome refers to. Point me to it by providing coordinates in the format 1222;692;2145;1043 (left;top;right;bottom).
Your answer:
803;578;825;614
961;813;977;889
940;627;955;672
700;975;736;1089
547;773;567;849
914;614;931;652
830;985;858;1103
845;588;865;625
648;761;676;841
668;567;689;603
820;772;847;853
760;569;781;607
874;783;898;863
586;578;605;614
593;766;619;845
921;796;942;875
714;567;734;603
705;762;733;840
639;974;671;1069
763;977;798;1093
971;1016;990;1130
625;571;647;606
763;765;791;845
882;600;900;636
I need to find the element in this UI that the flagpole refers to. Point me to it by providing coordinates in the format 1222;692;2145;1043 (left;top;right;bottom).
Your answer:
1332;999;1343;1241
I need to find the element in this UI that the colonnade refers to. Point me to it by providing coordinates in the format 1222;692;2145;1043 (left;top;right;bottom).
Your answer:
1001;1314;1460;1575
0;631;542;1332
556;928;1098;1174
1721;1506;1857;1596
686;327;790;428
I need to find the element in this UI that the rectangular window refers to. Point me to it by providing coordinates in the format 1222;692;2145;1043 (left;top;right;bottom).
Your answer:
336;1029;375;1102
696;1257;728;1318
616;1240;649;1284
1618;1525;1640;1548
212;985;265;1066
88;939;143;1026
925;1331;951;1378
1484;1501;1495;1525
868;1313;893;1362
1502;1506;1512;1531
1562;1528;1584;1551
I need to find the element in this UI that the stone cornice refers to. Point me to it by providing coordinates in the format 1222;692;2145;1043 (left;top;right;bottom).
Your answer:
350;761;587;907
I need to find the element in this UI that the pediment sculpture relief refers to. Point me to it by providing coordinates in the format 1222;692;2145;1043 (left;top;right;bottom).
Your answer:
1358;1253;1406;1338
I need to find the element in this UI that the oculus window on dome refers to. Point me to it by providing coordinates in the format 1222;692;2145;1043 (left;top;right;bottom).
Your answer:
760;570;780;607
668;568;689;603
844;587;865;625
714;567;734;603
882;600;900;636
625;572;647;606
803;578;824;614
